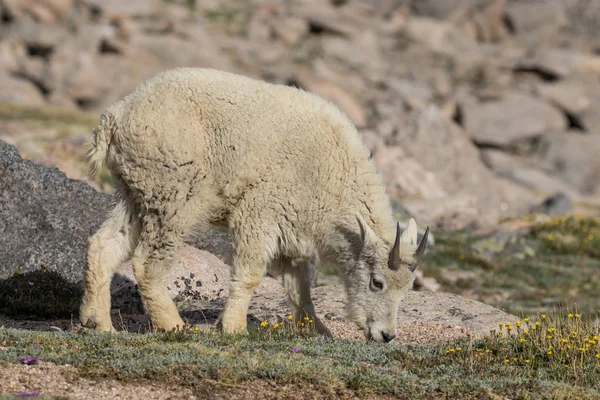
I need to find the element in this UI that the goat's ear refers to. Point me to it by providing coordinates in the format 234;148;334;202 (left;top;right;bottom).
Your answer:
355;213;377;246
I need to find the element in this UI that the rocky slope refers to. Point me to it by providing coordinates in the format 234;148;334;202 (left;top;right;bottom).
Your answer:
1;0;600;230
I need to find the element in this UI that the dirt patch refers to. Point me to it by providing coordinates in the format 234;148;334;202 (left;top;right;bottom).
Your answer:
0;361;395;400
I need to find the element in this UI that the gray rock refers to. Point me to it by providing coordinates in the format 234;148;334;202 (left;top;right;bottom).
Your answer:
531;192;574;216
0;140;112;282
504;1;567;34
0;72;45;106
480;148;578;198
387;78;434;110
410;0;482;20
388;105;527;228
463;92;567;147
516;49;600;81
539;131;600;195
535;81;590;118
0;141;240;284
87;0;163;18
5;16;69;54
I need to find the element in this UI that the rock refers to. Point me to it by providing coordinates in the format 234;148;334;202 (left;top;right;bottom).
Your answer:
413;270;441;292
463;92;567;147
410;0;475;20
539;132;600;195
388;105;522;227
0;37;28;74
0;141;244;285
517;49;600;80
40;39;104;107
481;148;578;198
6;16;69;55
359;129;384;155
321;33;383;73
110;242;515;340
271;17;309;46
129;34;234;72
87;0;163;18
292;71;367;128
401;16;480;57
1;0;73;24
374;147;447;201
290;3;357;37
0;140;111;282
531;192;574;216
88;49;169;111
387;78;434;110
504;1;567;34
535;81;590;117
112;246;231;311
463;0;508;43
0;72;45;106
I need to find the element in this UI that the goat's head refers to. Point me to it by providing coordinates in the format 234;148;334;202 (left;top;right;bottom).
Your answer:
344;216;429;343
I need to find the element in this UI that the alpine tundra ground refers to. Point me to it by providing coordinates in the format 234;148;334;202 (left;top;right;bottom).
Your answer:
2;216;600;399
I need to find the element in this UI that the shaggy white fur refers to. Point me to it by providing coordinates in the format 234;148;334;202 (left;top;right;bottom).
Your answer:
79;68;429;342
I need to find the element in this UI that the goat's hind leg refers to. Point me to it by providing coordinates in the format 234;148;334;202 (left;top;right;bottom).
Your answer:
131;215;188;332
283;260;332;338
80;200;139;332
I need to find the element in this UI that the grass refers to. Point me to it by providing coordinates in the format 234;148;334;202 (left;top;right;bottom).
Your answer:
2;215;600;397
0;102;98;138
1;310;600;398
419;215;600;317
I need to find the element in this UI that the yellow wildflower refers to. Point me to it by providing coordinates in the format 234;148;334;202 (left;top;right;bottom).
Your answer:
260;321;268;328
524;317;530;323
287;315;293;321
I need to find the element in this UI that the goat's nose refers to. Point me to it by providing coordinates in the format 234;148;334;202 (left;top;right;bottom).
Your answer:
382;332;396;343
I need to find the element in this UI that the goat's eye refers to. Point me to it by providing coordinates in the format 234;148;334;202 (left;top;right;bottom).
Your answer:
371;277;385;291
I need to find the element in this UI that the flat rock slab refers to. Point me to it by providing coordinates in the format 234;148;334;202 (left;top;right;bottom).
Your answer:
110;245;517;344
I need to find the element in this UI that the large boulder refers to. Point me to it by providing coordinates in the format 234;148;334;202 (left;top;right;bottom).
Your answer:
462;91;567;148
0;140;111;282
381;105;535;228
0;140;236;284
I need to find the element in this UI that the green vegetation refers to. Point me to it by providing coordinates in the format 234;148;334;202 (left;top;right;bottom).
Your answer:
3;215;600;397
420;215;600;317
1;310;600;398
0;103;98;137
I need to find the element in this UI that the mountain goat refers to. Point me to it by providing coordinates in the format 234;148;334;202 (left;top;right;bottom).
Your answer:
79;68;429;343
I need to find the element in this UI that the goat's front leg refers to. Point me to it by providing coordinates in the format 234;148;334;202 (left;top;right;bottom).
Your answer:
283;260;332;338
220;249;267;334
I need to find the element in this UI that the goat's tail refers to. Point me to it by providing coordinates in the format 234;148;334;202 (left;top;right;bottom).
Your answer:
86;111;117;180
